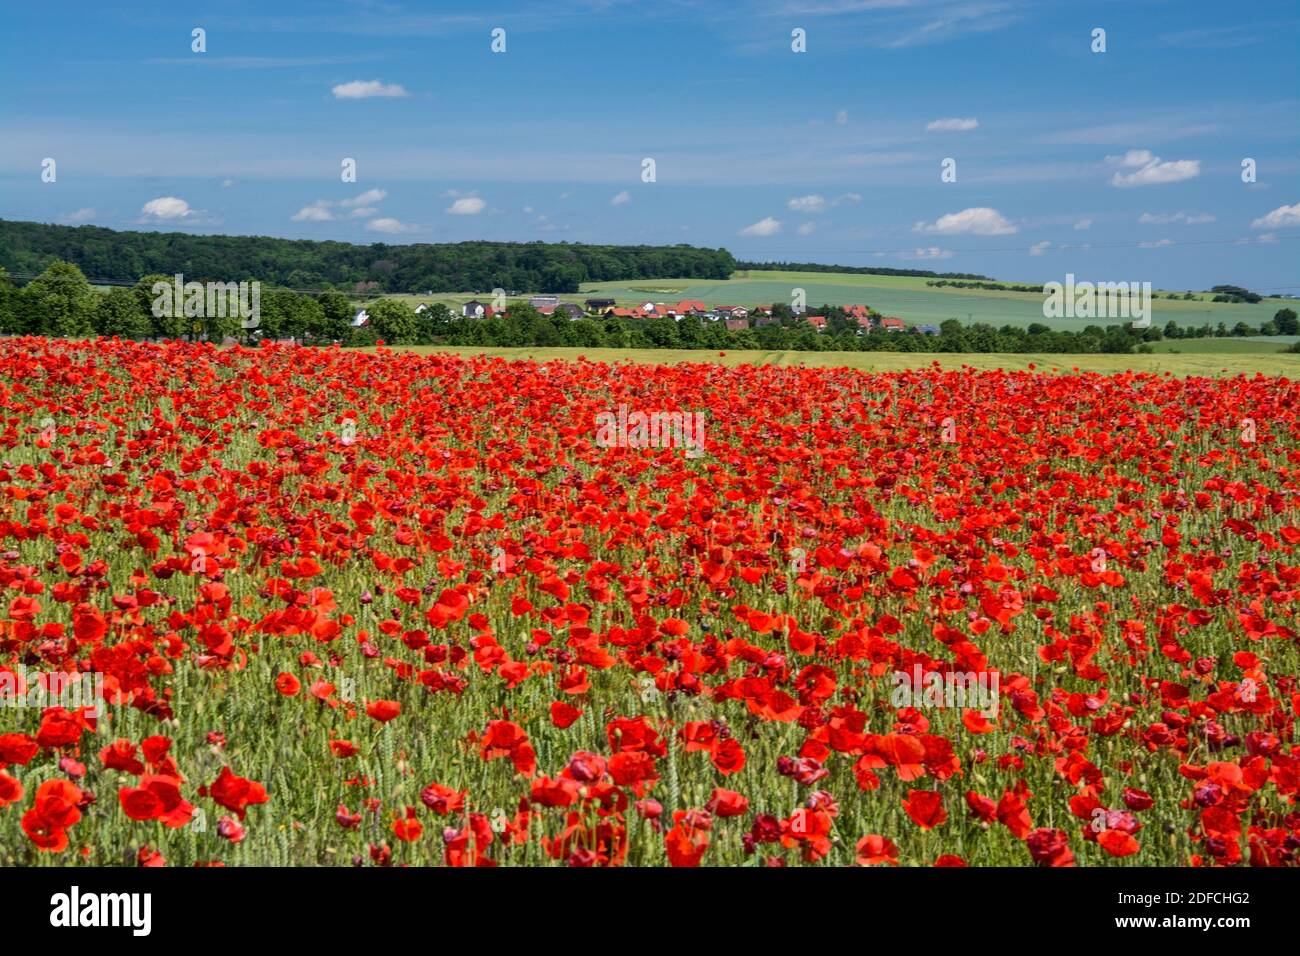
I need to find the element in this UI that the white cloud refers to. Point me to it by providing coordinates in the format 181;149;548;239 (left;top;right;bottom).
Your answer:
739;216;781;236
787;194;826;214
1139;210;1215;225
331;79;409;99
1250;202;1300;229
293;189;389;221
902;246;953;260
1137;238;1175;248
835;110;849;126
796;221;817;236
446;196;486;215
365;217;417;234
1107;149;1200;187
64;208;96;222
292;202;335;222
1073;218;1092;230
1029;241;1051;256
141;196;194;220
610;190;631;206
220;179;235;188
340;188;387;207
832;193;861;207
914;206;1017;236
926;117;979;132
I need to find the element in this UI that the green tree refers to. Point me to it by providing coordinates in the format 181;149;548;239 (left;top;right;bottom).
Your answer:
21;260;97;337
0;268;20;334
136;274;187;339
95;286;152;339
1273;308;1298;336
367;299;420;344
266;291;327;342
1099;328;1135;353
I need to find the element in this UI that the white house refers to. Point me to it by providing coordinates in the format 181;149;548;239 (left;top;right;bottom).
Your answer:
351;309;370;327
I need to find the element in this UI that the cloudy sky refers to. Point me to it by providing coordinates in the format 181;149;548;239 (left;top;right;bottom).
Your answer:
2;0;1298;291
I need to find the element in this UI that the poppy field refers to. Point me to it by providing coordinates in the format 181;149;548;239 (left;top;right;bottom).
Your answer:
1;336;1298;868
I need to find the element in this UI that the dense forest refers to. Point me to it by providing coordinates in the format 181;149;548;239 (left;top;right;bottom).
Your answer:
3;259;1296;356
0;219;736;294
737;260;992;280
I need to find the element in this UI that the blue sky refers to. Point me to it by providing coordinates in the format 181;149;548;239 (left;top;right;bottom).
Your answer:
2;0;1298;292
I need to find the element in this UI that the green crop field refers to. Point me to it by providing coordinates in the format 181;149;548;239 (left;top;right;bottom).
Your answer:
388;345;1300;378
581;271;1293;332
1145;337;1298;354
374;270;1294;335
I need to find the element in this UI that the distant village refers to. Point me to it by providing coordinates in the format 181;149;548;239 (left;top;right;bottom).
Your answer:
354;295;940;336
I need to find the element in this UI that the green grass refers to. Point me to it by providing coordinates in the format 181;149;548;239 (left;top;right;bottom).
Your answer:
389;345;1300;377
1145;336;1297;354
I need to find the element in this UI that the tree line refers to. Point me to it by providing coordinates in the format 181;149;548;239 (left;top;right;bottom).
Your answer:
925;279;1271;303
4;260;1296;355
0;219;736;294
738;260;991;280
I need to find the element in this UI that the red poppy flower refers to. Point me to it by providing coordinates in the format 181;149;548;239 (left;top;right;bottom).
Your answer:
903;790;947;830
365;699;401;722
275;673;301;696
0;771;23;807
209;766;269;820
855;834;899;866
550;700;583;729
664;812;710;867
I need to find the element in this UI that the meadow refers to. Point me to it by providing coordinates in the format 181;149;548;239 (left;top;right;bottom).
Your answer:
1;338;1296;868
